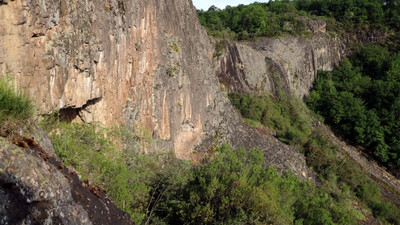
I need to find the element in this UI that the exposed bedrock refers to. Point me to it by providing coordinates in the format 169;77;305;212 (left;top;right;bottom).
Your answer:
216;34;344;98
0;0;311;179
216;18;386;98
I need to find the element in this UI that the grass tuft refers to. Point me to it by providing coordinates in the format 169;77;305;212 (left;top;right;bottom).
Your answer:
0;74;33;122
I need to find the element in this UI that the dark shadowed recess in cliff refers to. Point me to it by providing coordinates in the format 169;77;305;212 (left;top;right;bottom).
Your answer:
46;97;102;123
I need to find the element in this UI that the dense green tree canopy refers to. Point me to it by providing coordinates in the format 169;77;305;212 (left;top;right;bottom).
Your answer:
307;44;400;168
197;0;400;40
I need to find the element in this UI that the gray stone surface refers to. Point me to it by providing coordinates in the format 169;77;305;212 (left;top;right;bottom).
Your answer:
215;21;386;98
216;34;344;98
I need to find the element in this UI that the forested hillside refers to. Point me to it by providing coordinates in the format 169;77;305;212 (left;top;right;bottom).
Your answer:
307;45;400;169
199;0;400;170
197;0;400;44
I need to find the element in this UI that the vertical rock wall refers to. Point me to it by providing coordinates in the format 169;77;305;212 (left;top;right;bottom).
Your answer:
0;0;215;154
0;0;311;178
216;32;344;98
215;18;386;98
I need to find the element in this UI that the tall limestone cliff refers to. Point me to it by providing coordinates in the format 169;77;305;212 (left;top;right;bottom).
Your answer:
0;0;310;178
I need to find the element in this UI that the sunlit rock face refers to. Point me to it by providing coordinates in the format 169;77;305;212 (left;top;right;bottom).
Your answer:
0;0;311;179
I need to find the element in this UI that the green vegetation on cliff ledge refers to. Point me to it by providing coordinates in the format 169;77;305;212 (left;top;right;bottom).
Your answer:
0;75;33;122
229;91;311;148
197;0;399;40
307;44;400;169
229;91;400;224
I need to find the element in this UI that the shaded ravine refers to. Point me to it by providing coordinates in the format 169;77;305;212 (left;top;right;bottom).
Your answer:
315;122;400;207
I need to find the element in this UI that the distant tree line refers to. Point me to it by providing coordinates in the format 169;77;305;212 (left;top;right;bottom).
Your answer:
197;0;400;40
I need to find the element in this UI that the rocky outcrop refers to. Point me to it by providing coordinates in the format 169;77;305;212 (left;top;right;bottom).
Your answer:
216;22;344;97
0;0;311;180
0;122;133;225
216;18;387;98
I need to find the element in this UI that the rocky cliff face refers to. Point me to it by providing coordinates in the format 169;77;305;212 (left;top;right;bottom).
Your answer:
215;19;387;99
216;19;344;98
0;0;221;159
0;0;311;180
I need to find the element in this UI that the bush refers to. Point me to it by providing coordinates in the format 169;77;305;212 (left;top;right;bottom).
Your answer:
47;120;365;225
0;75;33;121
229;91;311;148
167;66;178;77
170;44;179;52
166;144;353;225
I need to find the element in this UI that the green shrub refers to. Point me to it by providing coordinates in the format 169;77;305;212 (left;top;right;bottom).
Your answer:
166;144;353;225
170;44;179;52
47;120;364;225
213;41;227;58
0;75;33;121
229;91;311;148
167;66;178;77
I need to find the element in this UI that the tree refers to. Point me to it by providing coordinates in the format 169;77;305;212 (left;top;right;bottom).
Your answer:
356;45;390;78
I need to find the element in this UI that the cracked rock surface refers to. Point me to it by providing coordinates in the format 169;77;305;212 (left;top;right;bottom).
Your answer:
0;0;312;183
0;0;311;179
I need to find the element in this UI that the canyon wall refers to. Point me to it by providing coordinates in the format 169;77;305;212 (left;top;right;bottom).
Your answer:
216;19;345;98
0;0;310;178
216;18;386;99
0;0;215;157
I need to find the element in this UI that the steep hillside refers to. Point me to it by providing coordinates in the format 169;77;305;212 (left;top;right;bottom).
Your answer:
199;0;400;223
